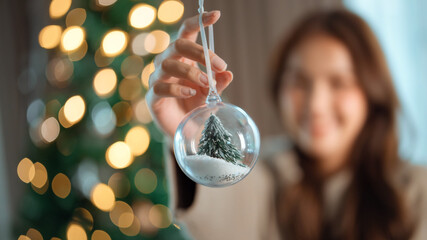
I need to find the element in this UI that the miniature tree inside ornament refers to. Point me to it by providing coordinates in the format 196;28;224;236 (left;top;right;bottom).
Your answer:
173;1;260;187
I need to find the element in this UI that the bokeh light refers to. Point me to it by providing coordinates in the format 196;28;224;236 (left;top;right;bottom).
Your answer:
108;172;131;198
61;26;85;52
31;162;48;189
133;201;158;235
119;214;140;236
121;55;144;78
133;99;152;124
64;95;86;125
94;49;114;67
40;117;60;143
141;62;155;88
17;158;35;184
134;168;157;194
27;99;45;128
39;25;62;49
73;208;94;231
106;141;134;169
68;41;88;61
149;204;172;228
90;183;115;212
46;57;74;88
101;30;128;57
119;78;142;101
52;173;71;198
17;235;30;240
67;223;87;240
129;4;156;29
112;101;132;126
109;201;134;228
26;228;43;240
158;0;184;24
91;101;116;136
131;33;150;56
49;0;72;19
66;8;87;27
144;30;170;54
96;0;117;7
125;126;150;156
91;230;111;240
93;68;117;98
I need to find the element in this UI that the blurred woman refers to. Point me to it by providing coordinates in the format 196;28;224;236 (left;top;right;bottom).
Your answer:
146;9;427;240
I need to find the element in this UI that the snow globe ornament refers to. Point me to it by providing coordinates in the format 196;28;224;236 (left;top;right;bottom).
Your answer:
173;1;260;187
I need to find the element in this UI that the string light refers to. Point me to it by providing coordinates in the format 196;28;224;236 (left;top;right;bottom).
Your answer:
90;183;115;211
148;204;172;228
144;30;170;54
39;25;62;49
17;158;35;183
141;62;155;88
158;0;185;24
91;230;111;240
40;117;60;143
96;0;117;7
93;68;117;98
49;0;72;19
125;126;150;156
52;173;71;198
106;141;134;169
109;201;134;228
101;30;128;57
26;228;43;240
134;168;157;194
31;162;48;189
61;26;85;52
63;95;86;125
119;78;142;101
129;4;156;29
66;8;87;27
66;223;87;240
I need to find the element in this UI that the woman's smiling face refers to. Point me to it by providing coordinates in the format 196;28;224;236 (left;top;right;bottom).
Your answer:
280;33;368;169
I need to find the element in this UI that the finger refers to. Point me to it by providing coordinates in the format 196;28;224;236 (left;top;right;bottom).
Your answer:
178;10;221;41
153;82;197;98
159;59;210;87
173;39;227;72
216;71;233;94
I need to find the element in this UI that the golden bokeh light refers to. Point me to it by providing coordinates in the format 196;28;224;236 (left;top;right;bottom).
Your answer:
67;223;87;240
93;68;117;98
31;179;49;195
58;106;73;128
94;49;114;67
66;8;87;26
73;208;94;231
17;235;30;240
133;200;158;234
68;41;88;62
106;141;134;169
141;62;155;89
101;30;128;57
96;0;117;7
26;228;43;240
31;162;48;189
134;168;157;194
133;99;152;124
144;30;170;54
50;0;72;19
46;57;74;88
52;173;71;198
158;0;185;24
129;4;156;29
17;158;35;184
109;201;134;228
39;25;62;49
125;126;150;156
64;95;86;125
121;55;144;78
51;238;61;240
131;33;149;56
118;78;142;101
61;26;85;52
91;230;111;240
90;183;116;212
119;214;140;236
112;101;132;127
149;204;172;228
40;117;60;143
108;172;131;198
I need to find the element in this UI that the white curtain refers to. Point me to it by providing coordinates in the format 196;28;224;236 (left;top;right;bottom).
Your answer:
344;0;427;164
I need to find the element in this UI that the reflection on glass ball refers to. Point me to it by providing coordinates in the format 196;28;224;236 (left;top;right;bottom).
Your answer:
174;101;260;187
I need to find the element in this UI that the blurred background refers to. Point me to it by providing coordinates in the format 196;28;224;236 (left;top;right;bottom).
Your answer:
0;0;426;239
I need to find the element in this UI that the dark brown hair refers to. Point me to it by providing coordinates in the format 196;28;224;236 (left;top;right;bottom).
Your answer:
270;9;414;240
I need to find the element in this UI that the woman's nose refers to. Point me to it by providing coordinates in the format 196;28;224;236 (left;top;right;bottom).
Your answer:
307;81;330;119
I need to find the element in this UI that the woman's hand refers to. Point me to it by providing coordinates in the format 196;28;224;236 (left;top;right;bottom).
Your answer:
146;11;233;139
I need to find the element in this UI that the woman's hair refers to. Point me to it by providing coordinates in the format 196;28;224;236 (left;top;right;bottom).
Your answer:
270;9;414;240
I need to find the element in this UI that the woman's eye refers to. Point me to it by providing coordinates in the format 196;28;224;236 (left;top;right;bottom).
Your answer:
330;76;349;90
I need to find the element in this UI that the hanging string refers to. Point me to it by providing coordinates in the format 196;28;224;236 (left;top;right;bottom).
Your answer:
198;0;220;101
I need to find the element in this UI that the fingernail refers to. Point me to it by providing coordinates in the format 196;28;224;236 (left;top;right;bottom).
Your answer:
203;10;219;22
200;74;209;86
181;88;196;96
212;56;227;71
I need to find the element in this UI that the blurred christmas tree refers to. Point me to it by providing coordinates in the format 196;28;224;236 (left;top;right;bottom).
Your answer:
15;0;190;239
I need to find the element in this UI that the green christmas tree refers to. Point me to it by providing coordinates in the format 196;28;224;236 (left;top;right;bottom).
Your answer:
197;113;243;164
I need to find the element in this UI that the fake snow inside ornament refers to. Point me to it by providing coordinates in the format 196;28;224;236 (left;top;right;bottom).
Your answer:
173;0;260;187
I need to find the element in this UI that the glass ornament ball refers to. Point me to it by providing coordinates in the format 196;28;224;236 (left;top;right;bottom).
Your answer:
173;100;260;187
